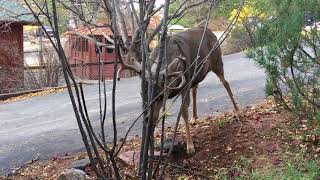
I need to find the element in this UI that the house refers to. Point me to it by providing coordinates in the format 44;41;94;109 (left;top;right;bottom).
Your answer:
65;26;133;80
0;0;36;93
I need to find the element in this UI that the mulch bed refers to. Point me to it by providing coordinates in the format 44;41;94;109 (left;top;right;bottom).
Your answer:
163;101;289;178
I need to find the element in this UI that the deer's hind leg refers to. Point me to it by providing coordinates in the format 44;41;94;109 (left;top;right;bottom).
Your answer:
181;93;195;154
190;85;198;124
213;68;239;113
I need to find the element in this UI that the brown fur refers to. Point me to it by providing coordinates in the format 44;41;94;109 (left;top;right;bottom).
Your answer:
149;27;223;97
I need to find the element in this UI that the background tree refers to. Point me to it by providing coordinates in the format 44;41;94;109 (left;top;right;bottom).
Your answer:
168;0;208;27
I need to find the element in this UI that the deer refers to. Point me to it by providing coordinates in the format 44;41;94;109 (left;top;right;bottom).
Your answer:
119;26;239;154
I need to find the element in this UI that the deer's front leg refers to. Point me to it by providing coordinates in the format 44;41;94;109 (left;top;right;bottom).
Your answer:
191;85;198;124
181;96;195;154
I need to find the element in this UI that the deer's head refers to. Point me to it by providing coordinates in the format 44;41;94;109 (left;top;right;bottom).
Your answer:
118;28;187;100
124;41;142;73
123;48;187;98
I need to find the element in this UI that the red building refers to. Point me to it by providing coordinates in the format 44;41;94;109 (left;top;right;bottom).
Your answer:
66;26;134;80
0;0;36;93
66;16;161;80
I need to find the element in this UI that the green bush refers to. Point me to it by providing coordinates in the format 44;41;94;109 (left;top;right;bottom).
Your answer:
248;0;320;120
264;77;274;97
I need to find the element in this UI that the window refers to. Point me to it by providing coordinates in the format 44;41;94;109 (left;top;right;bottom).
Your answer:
72;37;82;51
72;36;88;52
71;37;76;50
82;38;88;52
76;38;82;51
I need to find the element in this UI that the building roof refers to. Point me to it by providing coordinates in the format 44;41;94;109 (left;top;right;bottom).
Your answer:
0;0;36;24
65;24;133;37
66;25;114;36
65;15;161;37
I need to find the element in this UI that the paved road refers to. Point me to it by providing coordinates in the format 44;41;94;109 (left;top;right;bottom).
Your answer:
0;53;266;175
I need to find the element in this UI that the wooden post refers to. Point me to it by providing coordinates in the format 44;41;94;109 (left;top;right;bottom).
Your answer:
38;34;44;86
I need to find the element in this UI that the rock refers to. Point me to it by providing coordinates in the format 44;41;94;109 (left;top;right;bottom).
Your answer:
118;150;166;167
161;138;185;153
70;158;92;171
57;168;88;180
118;150;140;166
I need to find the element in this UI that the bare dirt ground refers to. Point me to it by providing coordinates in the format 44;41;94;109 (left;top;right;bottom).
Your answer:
2;98;319;179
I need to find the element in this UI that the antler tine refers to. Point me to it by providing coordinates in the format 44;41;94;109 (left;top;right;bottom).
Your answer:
167;71;183;78
159;55;186;77
166;74;187;91
156;55;187;91
117;48;141;74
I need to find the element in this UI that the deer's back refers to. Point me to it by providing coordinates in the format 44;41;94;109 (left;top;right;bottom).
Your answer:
149;28;222;98
171;28;222;85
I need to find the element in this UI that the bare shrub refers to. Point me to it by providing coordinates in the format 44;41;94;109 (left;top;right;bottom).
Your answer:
24;44;62;89
0;39;24;94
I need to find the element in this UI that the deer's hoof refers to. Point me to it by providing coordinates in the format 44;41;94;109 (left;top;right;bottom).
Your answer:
190;117;198;125
187;147;195;155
